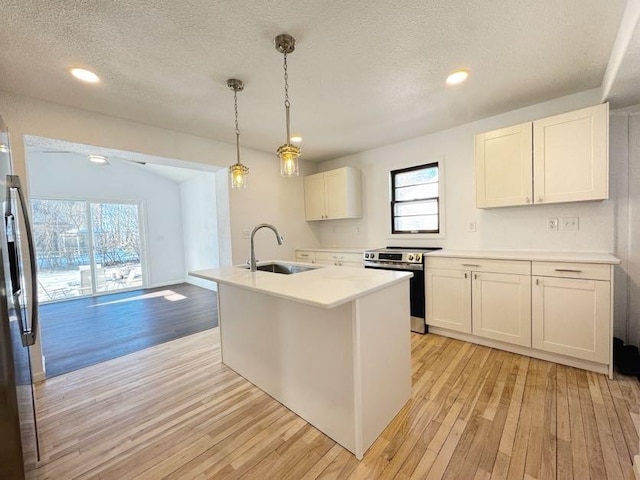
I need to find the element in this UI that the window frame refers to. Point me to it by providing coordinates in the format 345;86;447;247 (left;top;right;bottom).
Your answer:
390;162;440;235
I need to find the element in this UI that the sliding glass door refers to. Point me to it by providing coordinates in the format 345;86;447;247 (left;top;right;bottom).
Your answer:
32;198;145;302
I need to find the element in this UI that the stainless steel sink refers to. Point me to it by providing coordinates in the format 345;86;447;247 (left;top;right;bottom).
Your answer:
243;262;319;275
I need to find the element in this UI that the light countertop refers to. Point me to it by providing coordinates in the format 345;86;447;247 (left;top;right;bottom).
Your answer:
190;261;412;309
425;249;620;264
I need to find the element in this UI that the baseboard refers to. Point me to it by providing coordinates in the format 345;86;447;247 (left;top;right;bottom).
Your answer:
32;370;46;383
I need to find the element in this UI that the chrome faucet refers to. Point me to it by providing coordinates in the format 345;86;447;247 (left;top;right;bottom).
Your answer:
250;223;284;271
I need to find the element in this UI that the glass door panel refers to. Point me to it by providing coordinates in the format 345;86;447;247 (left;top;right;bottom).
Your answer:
90;203;143;293
32;199;90;301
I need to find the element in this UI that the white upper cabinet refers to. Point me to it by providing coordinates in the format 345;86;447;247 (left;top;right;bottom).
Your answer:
474;103;608;208
303;173;326;221
533;103;609;204
475;122;533;208
304;167;362;221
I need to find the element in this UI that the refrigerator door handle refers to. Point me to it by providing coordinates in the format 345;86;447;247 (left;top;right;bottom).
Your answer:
5;174;39;347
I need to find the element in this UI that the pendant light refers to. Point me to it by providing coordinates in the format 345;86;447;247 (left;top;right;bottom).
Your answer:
227;78;249;189
275;34;301;177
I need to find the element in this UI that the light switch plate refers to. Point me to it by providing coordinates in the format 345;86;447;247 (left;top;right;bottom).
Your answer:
547;218;559;231
468;221;477;232
561;217;579;231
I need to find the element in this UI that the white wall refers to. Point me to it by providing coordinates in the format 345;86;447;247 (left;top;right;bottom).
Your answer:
316;89;640;344
611;107;640;347
0;90;321;263
227;157;320;265
0;90;320;379
316;88;614;251
28;152;186;286
180;173;219;290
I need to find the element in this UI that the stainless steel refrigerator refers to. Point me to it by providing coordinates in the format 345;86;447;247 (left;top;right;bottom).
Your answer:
0;115;40;479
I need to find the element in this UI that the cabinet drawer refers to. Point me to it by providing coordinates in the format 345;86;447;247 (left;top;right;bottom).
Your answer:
295;250;316;262
532;262;610;281
315;251;363;263
425;257;530;275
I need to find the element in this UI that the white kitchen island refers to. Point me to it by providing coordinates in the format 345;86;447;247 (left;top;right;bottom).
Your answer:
190;262;412;460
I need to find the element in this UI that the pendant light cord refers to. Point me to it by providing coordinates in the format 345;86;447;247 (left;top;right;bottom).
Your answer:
233;87;241;164
283;52;291;144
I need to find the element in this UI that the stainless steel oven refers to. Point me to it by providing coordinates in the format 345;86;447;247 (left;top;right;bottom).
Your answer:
363;247;441;333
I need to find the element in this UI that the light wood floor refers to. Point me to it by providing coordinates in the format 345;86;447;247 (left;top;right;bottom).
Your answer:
29;328;640;479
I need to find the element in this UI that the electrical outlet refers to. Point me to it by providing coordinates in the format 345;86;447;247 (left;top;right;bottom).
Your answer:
561;217;579;231
468;221;477;232
241;229;250;239
547;218;559;231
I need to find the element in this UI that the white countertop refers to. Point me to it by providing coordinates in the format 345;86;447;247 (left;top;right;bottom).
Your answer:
190;261;412;309
426;249;620;264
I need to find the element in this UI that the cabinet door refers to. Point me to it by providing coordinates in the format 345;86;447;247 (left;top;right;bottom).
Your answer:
472;273;531;346
304;173;326;221
533;103;608;204
475;122;533;208
426;269;472;333
324;169;346;219
532;276;610;363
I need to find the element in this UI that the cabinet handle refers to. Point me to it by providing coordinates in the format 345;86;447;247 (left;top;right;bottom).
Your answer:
299;254;309;257
536;278;540;286
525;197;530;204
538;196;543;203
464;273;468;279
554;269;582;273
474;273;478;280
462;263;480;267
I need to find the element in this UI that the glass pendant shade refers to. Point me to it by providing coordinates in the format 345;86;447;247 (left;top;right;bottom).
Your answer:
278;144;300;177
229;162;249;189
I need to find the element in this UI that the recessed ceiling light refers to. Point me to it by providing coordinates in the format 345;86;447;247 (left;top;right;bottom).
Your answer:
290;136;303;143
70;68;100;83
88;154;109;165
446;69;469;86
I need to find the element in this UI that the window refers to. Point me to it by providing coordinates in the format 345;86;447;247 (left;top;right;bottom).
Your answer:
390;162;439;234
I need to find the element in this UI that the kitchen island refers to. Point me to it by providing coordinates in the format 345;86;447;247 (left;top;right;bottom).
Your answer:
190;262;412;459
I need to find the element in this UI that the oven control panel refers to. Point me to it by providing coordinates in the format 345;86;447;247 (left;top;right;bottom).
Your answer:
362;251;424;264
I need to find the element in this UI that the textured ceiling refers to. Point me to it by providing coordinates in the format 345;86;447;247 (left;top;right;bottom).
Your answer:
0;0;632;161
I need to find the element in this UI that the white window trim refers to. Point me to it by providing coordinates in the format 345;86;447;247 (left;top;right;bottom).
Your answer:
386;156;446;240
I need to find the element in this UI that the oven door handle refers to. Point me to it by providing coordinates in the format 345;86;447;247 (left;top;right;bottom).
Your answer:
363;263;422;272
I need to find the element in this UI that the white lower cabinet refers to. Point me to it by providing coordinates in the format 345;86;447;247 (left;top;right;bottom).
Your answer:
425;254;615;376
425;268;472;333
472;272;531;347
295;250;316;264
425;258;530;344
295;249;363;267
532;275;610;363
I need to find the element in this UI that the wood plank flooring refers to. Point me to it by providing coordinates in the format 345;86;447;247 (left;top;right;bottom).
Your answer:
29;329;640;479
39;283;217;377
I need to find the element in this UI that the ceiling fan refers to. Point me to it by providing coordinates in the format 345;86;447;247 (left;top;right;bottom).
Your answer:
38;149;147;165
